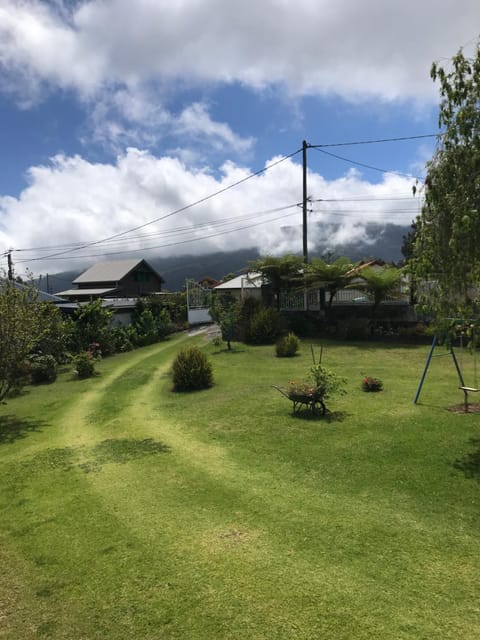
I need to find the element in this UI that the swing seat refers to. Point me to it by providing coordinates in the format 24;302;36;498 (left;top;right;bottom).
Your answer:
459;386;480;392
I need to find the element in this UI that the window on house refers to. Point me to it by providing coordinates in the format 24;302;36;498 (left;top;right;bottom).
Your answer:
134;272;151;283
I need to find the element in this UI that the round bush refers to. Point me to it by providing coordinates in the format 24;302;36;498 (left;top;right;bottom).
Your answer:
172;346;213;392
74;352;96;379
275;332;300;357
246;307;281;344
30;354;58;384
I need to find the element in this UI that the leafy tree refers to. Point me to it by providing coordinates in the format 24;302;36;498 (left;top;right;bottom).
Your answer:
250;254;303;310
70;299;114;354
401;221;420;304
133;297;173;343
160;292;187;330
0;281;53;400
34;303;73;363
353;266;403;312
221;272;237;283
304;257;356;308
132;308;158;346
210;293;239;350
411;42;480;316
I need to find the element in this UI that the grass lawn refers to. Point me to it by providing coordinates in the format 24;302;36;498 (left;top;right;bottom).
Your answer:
1;332;480;639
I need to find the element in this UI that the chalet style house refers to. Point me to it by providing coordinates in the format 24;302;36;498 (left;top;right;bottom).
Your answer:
57;259;164;302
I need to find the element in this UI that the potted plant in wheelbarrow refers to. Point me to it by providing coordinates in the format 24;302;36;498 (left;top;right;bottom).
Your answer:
274;349;346;415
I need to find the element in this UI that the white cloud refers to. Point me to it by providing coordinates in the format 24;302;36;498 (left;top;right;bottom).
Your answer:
0;149;420;275
0;0;105;98
176;103;254;153
1;0;478;104
83;87;254;157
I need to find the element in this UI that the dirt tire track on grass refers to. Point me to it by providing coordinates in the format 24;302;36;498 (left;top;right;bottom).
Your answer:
58;334;191;448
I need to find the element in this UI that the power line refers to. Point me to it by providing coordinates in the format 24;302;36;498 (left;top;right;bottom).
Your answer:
312;195;416;202
14;195;417;258
24;148;302;263
17;203;298;263
15;204;299;254
16;209;299;263
307;133;440;148
10;133;435;265
311;146;423;180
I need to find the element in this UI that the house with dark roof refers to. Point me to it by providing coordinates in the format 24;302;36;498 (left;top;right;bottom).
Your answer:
56;259;164;302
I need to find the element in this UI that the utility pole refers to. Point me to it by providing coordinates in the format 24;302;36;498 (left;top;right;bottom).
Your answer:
302;140;309;263
7;249;13;281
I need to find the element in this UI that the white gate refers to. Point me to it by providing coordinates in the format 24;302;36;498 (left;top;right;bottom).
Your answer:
186;279;213;325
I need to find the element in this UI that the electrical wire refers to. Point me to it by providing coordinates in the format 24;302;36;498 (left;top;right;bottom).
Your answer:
22;148;302;262
16;209;299;263
14;204;299;254
308;133;440;148
8;133;437;265
311;146;423;180
13;195;418;256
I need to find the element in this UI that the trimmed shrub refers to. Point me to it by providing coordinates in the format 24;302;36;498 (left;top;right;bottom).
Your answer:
111;326;135;352
29;354;58;384
237;296;262;342
246;307;281;344
172;346;213;392
275;332;300;357
74;352;96;379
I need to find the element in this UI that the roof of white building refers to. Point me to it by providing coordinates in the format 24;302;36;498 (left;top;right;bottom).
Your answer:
214;272;262;290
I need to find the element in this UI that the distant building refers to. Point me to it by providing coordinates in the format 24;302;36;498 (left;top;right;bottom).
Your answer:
213;272;263;300
56;259;164;302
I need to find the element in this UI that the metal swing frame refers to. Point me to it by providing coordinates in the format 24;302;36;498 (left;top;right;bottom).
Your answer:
414;330;479;411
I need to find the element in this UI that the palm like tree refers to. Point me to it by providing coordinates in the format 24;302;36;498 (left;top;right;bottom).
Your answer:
353;266;403;311
304;257;356;308
251;255;303;310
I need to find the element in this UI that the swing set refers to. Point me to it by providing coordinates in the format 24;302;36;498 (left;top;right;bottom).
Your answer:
414;321;479;411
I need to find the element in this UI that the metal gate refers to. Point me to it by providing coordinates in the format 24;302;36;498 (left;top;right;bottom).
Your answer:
186;279;213;325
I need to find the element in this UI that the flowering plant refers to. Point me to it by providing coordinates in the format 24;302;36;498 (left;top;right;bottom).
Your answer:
88;342;102;360
288;365;346;401
287;381;320;400
361;376;383;392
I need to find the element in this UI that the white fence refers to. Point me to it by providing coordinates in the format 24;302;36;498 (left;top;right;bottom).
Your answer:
279;288;409;311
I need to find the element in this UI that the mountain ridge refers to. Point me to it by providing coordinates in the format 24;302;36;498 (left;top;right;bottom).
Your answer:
43;222;409;293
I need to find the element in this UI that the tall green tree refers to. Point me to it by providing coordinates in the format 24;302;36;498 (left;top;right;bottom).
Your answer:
210;293;239;350
411;42;480;316
0;282;52;401
70;299;113;354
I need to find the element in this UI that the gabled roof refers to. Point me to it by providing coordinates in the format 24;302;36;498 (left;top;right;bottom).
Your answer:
73;259;157;284
214;272;262;290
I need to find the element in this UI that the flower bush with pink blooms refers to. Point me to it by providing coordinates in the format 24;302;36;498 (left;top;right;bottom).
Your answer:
361;376;383;392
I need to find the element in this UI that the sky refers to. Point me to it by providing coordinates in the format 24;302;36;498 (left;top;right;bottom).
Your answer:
0;0;479;279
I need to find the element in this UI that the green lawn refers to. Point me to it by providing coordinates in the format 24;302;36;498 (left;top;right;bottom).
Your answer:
1;333;480;639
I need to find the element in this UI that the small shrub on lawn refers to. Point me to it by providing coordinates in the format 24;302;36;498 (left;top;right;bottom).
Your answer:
29;354;58;384
246;307;281;344
172;346;213;392
74;352;96;379
276;332;300;357
361;376;383;392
